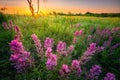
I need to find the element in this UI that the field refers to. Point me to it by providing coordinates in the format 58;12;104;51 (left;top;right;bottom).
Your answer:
0;14;120;80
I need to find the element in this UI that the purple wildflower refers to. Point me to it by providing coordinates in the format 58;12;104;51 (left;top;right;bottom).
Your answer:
79;43;97;65
9;39;33;73
9;20;13;29
71;60;80;69
31;34;43;56
74;30;83;36
111;43;120;49
71;60;82;76
103;36;112;48
9;39;24;53
46;54;57;70
87;65;102;79
2;22;9;29
44;37;54;49
45;47;52;58
46;58;57;70
57;41;66;54
74;30;79;36
79;29;83;35
59;64;70;77
67;45;74;53
104;73;115;80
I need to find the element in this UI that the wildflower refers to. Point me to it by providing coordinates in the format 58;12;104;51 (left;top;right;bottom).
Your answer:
46;54;57;70
103;36;112;48
2;22;9;29
87;43;96;53
71;60;80;69
74;29;83;36
31;34;43;55
9;39;33;73
74;30;79;36
67;45;74;53
111;43;120;49
71;60;82;76
50;54;57;61
79;43;97;65
59;64;70;77
57;41;66;54
9;20;13;29
79;29;83;35
87;65;102;79
104;73;115;80
46;58;57;70
44;37;54;49
13;26;22;41
45;47;52;58
10;51;33;73
75;23;81;27
9;39;24;53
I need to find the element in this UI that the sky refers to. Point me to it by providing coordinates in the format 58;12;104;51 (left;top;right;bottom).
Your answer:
0;0;120;15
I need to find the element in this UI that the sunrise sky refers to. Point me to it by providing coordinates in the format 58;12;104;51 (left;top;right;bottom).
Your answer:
0;0;120;15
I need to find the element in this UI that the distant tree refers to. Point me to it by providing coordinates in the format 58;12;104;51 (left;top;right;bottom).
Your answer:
27;0;35;16
27;0;47;16
53;11;57;15
0;7;7;14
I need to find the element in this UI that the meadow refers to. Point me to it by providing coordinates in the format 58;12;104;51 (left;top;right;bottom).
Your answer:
0;13;120;80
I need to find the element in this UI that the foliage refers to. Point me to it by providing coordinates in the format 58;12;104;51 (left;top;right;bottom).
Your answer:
0;15;120;80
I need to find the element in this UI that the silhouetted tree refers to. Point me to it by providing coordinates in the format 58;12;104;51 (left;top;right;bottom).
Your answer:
0;7;7;13
27;0;40;16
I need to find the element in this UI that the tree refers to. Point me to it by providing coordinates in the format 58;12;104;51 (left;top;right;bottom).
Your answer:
27;0;40;16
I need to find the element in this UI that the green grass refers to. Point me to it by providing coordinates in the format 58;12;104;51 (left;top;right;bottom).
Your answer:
9;15;120;48
0;14;120;80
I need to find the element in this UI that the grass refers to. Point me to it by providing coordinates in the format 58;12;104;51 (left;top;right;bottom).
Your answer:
0;14;120;80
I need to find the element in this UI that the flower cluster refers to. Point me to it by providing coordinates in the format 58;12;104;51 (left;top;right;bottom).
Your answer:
71;60;82;75
2;22;9;29
2;21;22;41
74;30;83;36
57;41;74;56
104;73;115;80
87;65;102;79
73;29;84;44
9;39;33;73
31;34;43;57
46;53;57;70
67;45;74;53
59;64;70;77
44;37;54;49
79;43;96;65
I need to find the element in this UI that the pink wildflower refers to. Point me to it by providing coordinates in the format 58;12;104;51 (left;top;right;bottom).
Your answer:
104;73;115;80
31;34;43;55
79;29;83;35
9;39;33;73
9;39;24;53
2;22;9;29
79;43;97;65
71;60;82;75
67;45;74;53
87;65;102;79
45;47;52;58
59;64;70;77
74;30;79;36
44;37;54;49
57;41;66;54
46;54;57;70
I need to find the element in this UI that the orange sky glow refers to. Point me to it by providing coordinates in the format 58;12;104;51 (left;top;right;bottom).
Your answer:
0;0;120;15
